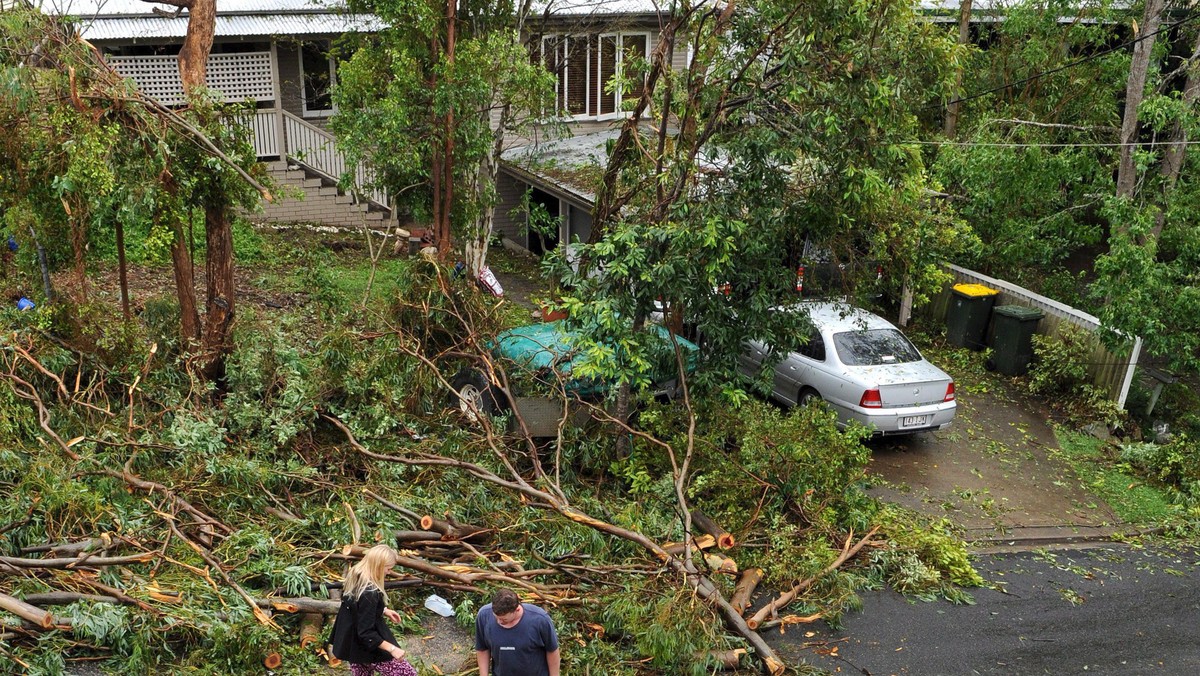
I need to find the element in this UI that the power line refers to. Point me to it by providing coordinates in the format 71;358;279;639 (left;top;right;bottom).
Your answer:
941;8;1200;109
905;139;1200;148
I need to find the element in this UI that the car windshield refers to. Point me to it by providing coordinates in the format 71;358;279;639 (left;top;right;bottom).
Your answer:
832;329;921;366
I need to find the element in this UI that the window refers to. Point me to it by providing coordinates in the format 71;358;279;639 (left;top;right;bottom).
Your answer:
300;41;336;116
536;32;649;118
798;328;826;362
832;329;922;366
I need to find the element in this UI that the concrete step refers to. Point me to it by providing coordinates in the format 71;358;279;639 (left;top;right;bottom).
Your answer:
302;178;325;189
334;194;355;205
318;187;339;197
264;161;290;172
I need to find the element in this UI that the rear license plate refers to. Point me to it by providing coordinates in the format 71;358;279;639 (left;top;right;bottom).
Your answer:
901;415;929;427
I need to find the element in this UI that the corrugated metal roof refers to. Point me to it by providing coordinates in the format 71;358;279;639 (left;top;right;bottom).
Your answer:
48;0;345;17
81;13;383;41
532;0;665;16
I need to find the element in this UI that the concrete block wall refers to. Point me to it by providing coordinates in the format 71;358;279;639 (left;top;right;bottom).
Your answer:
250;161;389;229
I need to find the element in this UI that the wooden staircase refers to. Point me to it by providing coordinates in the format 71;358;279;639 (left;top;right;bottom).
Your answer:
243;110;392;228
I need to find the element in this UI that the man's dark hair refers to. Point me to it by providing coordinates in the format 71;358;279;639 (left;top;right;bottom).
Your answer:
491;589;520;616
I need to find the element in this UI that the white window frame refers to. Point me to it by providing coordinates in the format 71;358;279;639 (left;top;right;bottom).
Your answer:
299;41;337;118
539;31;651;121
610;32;650;121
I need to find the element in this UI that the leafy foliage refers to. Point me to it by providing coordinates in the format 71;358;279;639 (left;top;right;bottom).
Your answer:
1027;325;1127;427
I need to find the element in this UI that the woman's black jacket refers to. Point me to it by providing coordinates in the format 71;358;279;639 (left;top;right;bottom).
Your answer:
331;587;398;664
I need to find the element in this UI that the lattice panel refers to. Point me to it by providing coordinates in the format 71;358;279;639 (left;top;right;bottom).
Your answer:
107;52;275;106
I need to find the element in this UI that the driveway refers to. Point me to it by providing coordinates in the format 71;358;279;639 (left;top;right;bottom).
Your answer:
767;544;1200;675
865;381;1122;548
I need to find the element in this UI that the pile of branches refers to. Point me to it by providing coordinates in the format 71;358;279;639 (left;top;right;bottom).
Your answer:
0;262;895;674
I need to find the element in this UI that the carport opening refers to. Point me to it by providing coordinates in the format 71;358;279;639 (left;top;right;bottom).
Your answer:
526;188;560;256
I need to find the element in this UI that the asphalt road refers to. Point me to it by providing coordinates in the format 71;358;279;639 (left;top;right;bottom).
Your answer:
767;544;1200;676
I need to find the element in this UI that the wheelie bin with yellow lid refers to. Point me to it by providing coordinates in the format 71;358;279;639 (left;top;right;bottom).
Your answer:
946;283;999;350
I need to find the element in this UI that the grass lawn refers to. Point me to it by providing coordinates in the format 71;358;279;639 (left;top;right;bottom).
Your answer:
1052;428;1180;527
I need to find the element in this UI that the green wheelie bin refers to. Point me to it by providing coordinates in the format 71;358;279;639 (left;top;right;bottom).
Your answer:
946;283;999;350
988;305;1044;376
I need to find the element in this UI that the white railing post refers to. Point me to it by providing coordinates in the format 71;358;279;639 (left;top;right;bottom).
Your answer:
278;110;389;213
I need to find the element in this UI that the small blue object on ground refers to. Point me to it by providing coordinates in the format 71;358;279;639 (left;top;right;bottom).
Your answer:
17;297;35;311
6;235;16;252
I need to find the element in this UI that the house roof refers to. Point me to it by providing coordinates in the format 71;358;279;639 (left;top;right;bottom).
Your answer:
531;0;667;17
43;0;383;41
503;128;628;206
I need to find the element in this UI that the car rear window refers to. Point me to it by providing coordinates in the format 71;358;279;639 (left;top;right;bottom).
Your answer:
832;329;921;366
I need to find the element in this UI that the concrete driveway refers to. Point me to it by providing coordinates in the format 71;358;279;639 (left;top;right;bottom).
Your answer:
864;381;1122;548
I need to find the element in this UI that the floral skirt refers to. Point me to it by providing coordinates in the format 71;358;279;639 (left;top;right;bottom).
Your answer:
349;658;418;676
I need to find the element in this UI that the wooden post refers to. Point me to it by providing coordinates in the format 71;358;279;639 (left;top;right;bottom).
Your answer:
269;42;286;160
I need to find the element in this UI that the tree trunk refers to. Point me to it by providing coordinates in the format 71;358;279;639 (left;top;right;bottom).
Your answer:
943;0;973;139
165;180;201;346
438;0;456;257
465;139;499;278
201;201;235;381
1116;0;1166;202
116;216;131;322
299;613;324;648
177;0;215;96
1151;28;1200;244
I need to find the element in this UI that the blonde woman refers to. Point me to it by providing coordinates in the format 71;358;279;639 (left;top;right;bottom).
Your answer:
331;545;417;676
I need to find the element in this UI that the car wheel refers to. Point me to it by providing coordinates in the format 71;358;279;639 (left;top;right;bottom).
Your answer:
797;387;822;408
450;370;504;422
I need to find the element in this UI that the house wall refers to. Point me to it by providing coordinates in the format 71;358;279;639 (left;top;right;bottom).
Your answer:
274;41;333;131
494;171;530;244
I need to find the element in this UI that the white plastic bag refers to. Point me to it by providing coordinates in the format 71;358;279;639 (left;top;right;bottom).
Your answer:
424;594;454;617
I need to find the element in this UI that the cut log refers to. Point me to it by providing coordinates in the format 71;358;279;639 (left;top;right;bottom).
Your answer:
419;515;491;543
394;530;443;543
263;652;282;669
663;533;715;556
747;527;878;630
20;538;105;556
690;509;735;550
0;593;53;629
703;552;738;576
0;552;154;569
252;597;341;615
299;613;324;649
695;648;746;670
730;567;764;616
21;592;119;606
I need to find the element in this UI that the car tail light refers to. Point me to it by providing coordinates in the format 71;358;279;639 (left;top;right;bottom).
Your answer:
944;382;956;402
795;265;805;293
859;389;882;408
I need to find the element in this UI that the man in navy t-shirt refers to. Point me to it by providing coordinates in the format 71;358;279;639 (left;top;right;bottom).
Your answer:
475;588;560;676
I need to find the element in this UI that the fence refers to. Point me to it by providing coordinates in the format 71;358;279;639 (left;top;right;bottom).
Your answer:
923;264;1141;406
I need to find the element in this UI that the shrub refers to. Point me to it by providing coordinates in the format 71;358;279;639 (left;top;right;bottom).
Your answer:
1027;325;1127;428
1120;434;1200;499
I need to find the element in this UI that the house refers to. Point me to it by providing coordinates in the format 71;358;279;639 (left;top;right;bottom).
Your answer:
50;0;1015;249
55;0;392;227
490;0;1035;257
490;0;686;256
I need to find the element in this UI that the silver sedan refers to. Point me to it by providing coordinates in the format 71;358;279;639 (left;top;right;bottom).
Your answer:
739;302;956;436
